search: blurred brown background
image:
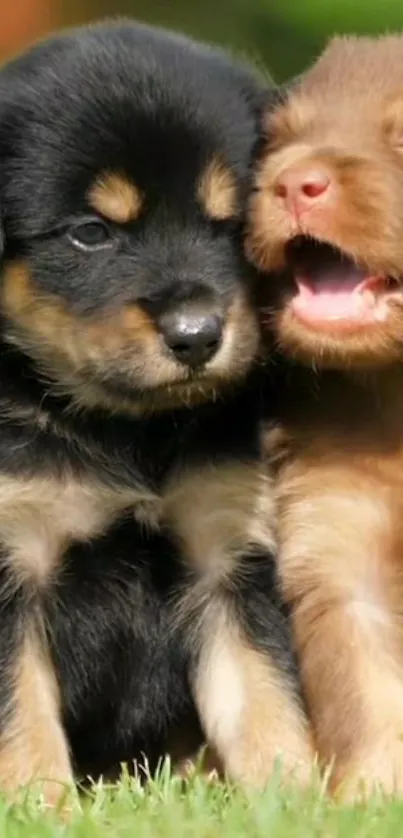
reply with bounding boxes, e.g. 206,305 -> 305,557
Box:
1,0 -> 403,82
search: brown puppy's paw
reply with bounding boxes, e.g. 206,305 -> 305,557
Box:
332,740 -> 403,802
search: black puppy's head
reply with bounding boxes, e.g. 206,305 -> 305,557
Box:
0,20 -> 267,414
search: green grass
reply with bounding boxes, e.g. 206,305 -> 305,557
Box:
2,764 -> 403,838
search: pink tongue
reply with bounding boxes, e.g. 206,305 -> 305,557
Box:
292,267 -> 373,322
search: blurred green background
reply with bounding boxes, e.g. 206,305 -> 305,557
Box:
1,0 -> 403,82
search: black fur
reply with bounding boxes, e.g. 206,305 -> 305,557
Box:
0,20 -> 305,788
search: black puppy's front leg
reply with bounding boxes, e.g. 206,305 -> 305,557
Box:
164,461 -> 314,787
0,563 -> 72,804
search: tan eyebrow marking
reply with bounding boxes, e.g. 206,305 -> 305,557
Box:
197,159 -> 239,221
88,171 -> 143,223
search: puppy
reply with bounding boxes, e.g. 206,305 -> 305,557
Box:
0,20 -> 314,804
246,35 -> 403,799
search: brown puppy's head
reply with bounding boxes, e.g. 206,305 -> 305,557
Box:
246,36 -> 403,369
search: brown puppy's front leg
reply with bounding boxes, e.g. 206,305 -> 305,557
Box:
279,463 -> 403,799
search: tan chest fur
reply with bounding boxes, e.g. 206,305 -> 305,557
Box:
274,420 -> 403,606
0,456 -> 275,590
0,474 -> 159,586
265,370 -> 403,673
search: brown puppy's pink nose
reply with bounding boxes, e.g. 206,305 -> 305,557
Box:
274,166 -> 331,216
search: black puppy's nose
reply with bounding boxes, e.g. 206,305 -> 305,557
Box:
160,312 -> 223,367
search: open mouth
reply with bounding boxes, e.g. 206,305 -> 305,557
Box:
285,236 -> 402,330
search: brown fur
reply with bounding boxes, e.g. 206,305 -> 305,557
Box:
197,159 -> 239,221
271,381 -> 403,799
88,172 -> 143,223
248,36 -> 403,278
246,36 -> 403,798
247,36 -> 403,368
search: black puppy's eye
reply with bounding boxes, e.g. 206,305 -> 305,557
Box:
68,219 -> 112,250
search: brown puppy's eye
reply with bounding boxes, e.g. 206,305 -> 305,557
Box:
68,219 -> 112,250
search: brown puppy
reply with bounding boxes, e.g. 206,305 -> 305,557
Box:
246,35 -> 403,800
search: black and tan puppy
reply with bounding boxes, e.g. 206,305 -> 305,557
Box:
247,35 -> 403,799
0,20 -> 313,804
